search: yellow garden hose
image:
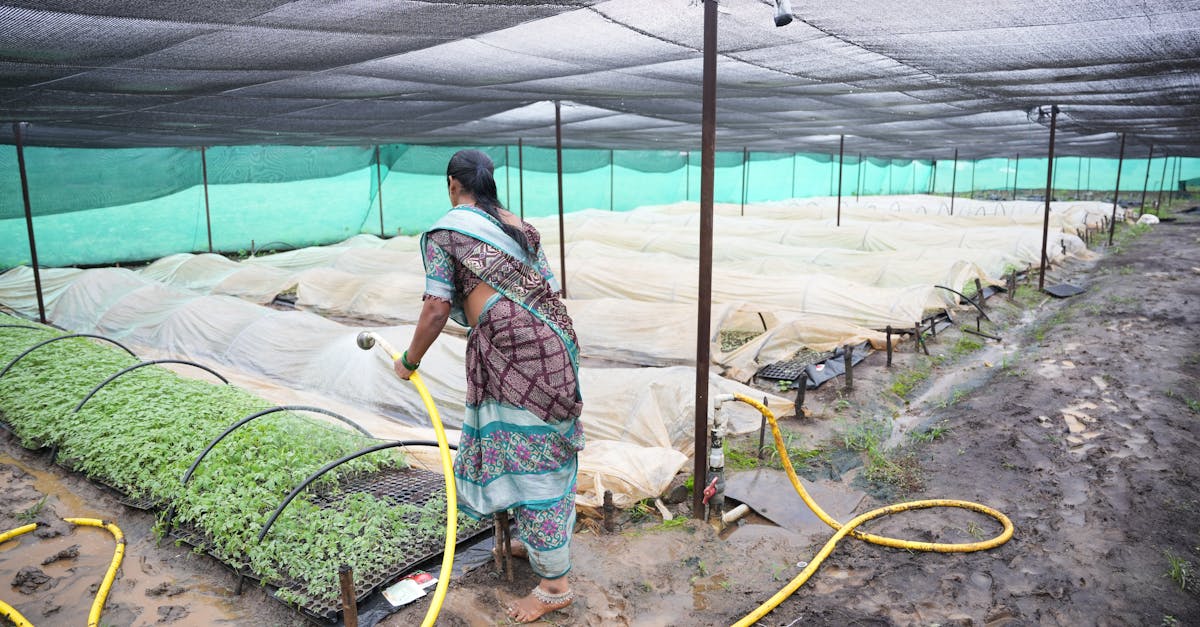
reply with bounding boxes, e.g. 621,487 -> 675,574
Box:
0,519 -> 125,627
360,331 -> 457,627
729,393 -> 1013,627
408,371 -> 457,627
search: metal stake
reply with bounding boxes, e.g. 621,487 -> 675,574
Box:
949,148 -> 958,215
836,135 -> 844,226
843,344 -> 854,391
693,0 -> 717,520
1139,143 -> 1154,217
12,122 -> 46,324
518,138 -> 525,220
1038,106 -> 1058,292
555,101 -> 567,297
374,145 -> 385,237
1155,152 -> 1169,215
885,326 -> 893,367
1012,153 -> 1020,200
201,145 -> 213,252
741,146 -> 748,216
1108,133 -> 1126,246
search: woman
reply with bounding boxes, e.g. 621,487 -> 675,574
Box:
394,149 -> 584,623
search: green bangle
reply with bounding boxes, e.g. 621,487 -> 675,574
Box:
401,350 -> 420,371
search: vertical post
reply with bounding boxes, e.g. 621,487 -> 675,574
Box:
836,135 -> 844,227
790,152 -> 797,198
1139,143 -> 1154,216
201,145 -> 213,253
609,148 -> 615,211
693,0 -> 718,520
888,159 -> 893,195
1155,152 -> 1169,215
686,151 -> 691,202
1012,153 -> 1020,200
740,146 -> 748,216
1038,106 -> 1059,292
929,159 -> 936,195
1168,155 -> 1180,207
518,138 -> 525,220
1087,157 -> 1092,193
856,152 -> 863,199
504,145 -> 511,209
1108,134 -> 1126,246
885,326 -> 893,367
338,565 -> 358,627
12,122 -> 46,324
949,148 -> 959,215
842,344 -> 854,391
374,145 -> 385,237
554,102 -> 567,297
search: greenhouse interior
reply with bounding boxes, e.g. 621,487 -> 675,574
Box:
0,1 -> 1198,626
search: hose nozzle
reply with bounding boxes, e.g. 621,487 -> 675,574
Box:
356,331 -> 376,351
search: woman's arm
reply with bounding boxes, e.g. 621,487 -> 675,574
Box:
395,297 -> 451,379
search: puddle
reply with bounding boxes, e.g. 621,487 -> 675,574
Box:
1,453 -> 106,519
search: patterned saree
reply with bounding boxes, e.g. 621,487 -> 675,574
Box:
421,205 -> 584,579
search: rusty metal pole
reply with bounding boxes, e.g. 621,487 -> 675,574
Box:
518,138 -> 525,220
554,101 -> 567,297
740,146 -> 748,216
1139,143 -> 1154,217
201,145 -> 213,253
374,145 -> 385,237
693,0 -> 718,520
338,565 -> 357,627
1012,153 -> 1020,200
1038,106 -> 1059,292
836,135 -> 844,226
1155,152 -> 1169,215
949,148 -> 959,215
1108,133 -> 1126,246
12,122 -> 46,324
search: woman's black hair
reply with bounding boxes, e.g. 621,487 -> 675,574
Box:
447,149 -> 532,254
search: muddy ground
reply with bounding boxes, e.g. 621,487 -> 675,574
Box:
2,207 -> 1199,626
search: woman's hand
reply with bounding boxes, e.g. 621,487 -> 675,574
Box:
393,357 -> 414,380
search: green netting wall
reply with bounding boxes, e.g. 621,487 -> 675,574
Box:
1,144 -> 1197,269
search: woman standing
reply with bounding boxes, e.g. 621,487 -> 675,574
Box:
394,149 -> 584,623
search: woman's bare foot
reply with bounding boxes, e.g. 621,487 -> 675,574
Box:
506,580 -> 572,623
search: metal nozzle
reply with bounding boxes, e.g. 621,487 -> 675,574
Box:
356,331 -> 376,351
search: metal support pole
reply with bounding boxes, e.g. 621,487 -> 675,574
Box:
1108,133 -> 1126,246
1075,156 -> 1082,199
1038,106 -> 1058,292
885,326 -> 893,367
1087,157 -> 1092,193
949,148 -> 959,215
856,152 -> 863,199
757,396 -> 768,459
12,122 -> 46,324
740,146 -> 748,216
1155,152 -> 1169,215
1012,153 -> 1020,200
1168,155 -> 1180,207
1139,143 -> 1154,217
929,159 -> 937,195
504,144 -> 511,209
610,148 -> 615,211
518,138 -> 525,220
790,152 -> 797,198
836,135 -> 844,227
374,145 -> 385,237
554,101 -> 567,297
686,151 -> 691,202
693,0 -> 718,520
201,145 -> 213,253
339,565 -> 358,627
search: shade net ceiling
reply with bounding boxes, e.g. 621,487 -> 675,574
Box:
1,0 -> 1198,157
